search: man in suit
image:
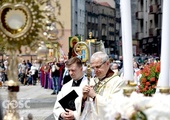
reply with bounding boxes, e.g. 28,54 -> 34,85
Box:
53,57 -> 88,120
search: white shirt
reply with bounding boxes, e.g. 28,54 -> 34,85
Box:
30,65 -> 37,75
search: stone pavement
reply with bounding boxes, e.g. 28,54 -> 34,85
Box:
0,83 -> 57,120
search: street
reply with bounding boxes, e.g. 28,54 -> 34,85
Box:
0,83 -> 56,120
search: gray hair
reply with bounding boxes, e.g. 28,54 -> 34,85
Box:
90,51 -> 109,63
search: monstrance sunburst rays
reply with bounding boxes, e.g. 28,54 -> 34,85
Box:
0,0 -> 63,119
0,0 -> 44,52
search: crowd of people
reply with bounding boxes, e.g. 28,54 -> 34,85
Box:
0,60 -> 8,84
39,58 -> 69,95
16,57 -> 72,95
0,52 -> 160,119
17,60 -> 39,86
0,53 -> 160,89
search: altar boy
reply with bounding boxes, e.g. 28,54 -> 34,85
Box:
53,57 -> 88,120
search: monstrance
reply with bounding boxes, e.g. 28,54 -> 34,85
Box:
0,0 -> 62,119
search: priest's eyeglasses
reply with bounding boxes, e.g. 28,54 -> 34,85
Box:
91,61 -> 106,70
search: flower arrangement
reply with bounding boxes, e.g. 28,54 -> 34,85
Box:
138,62 -> 160,96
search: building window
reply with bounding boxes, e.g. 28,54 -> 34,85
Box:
146,0 -> 147,12
80,22 -> 82,28
75,24 -> 77,34
88,29 -> 91,36
82,23 -> 84,29
150,0 -> 152,4
82,10 -> 85,17
95,18 -> 98,23
88,16 -> 91,22
146,21 -> 147,34
92,17 -> 94,23
150,20 -> 153,28
102,29 -> 105,35
96,31 -> 98,36
92,30 -> 95,35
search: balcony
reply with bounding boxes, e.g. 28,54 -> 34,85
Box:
149,28 -> 157,37
149,5 -> 158,14
136,11 -> 143,20
136,32 -> 143,40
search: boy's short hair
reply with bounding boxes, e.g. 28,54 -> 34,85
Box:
65,57 -> 82,68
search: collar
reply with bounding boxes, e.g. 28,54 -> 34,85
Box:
72,76 -> 84,87
99,69 -> 114,81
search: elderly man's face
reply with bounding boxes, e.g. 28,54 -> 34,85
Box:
90,57 -> 109,79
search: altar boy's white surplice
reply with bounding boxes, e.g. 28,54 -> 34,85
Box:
53,76 -> 88,120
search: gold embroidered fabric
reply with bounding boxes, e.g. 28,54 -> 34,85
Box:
93,75 -> 117,94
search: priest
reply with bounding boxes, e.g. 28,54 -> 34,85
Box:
80,51 -> 126,120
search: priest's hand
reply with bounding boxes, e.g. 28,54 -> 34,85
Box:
60,109 -> 74,120
82,85 -> 90,100
88,86 -> 96,99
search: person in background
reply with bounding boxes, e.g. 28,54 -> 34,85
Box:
0,100 -> 3,120
3,60 -> 8,81
18,59 -> 23,80
50,60 -> 60,95
53,57 -> 88,120
18,60 -> 27,85
118,55 -> 123,70
30,64 -> 38,85
39,63 -> 45,87
33,60 -> 41,83
133,61 -> 141,85
62,66 -> 72,85
0,62 -> 6,83
110,62 -> 119,76
61,55 -> 72,86
57,58 -> 65,91
19,70 -> 26,85
44,62 -> 51,89
26,60 -> 32,71
25,69 -> 33,85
